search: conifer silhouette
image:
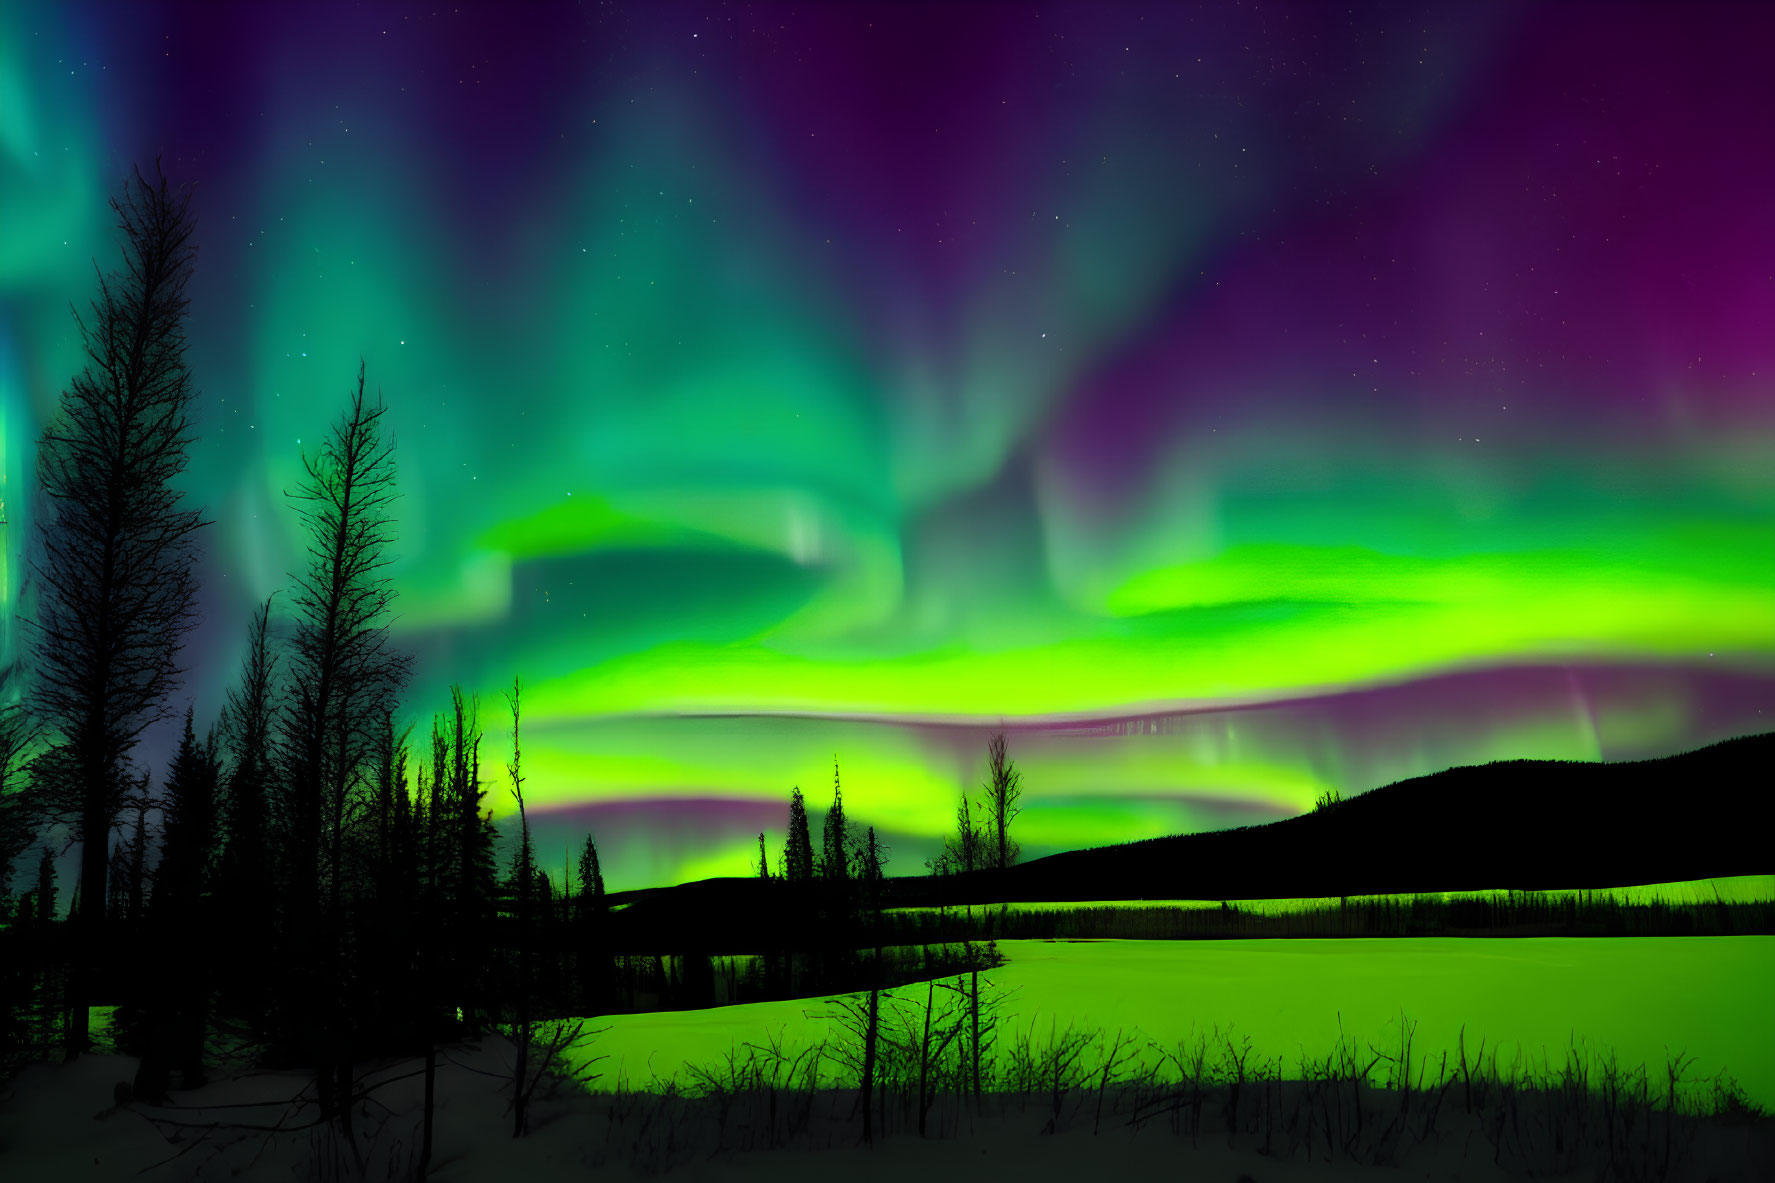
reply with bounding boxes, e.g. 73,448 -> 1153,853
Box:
784,785 -> 814,883
29,164 -> 207,1055
577,833 -> 605,918
822,759 -> 850,882
279,365 -> 411,1122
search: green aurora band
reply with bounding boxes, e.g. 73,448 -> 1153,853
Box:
1,2 -> 1772,888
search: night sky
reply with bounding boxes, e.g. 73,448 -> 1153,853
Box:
3,1 -> 1772,889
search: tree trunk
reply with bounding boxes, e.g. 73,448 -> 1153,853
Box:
861,973 -> 879,1144
970,967 -> 981,1109
68,792 -> 109,1057
917,980 -> 934,1137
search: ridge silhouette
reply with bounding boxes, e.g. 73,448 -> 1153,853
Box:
607,732 -> 1774,936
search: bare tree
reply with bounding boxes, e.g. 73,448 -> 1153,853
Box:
28,164 -> 207,1055
505,676 -> 534,1137
280,363 -> 411,1125
926,787 -> 984,876
982,732 -> 1022,872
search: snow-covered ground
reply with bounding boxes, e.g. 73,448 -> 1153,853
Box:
4,1039 -> 1771,1181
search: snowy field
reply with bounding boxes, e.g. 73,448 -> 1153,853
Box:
5,1040 -> 1770,1182
582,936 -> 1775,1108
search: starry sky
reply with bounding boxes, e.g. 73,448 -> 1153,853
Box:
2,1 -> 1772,889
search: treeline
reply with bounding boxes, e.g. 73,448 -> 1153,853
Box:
874,893 -> 1775,945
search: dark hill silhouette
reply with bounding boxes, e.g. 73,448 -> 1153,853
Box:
892,731 -> 1775,906
606,733 -> 1774,941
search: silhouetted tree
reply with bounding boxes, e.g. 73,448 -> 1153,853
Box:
135,708 -> 220,1098
576,834 -> 605,919
928,787 -> 984,876
861,825 -> 886,887
822,760 -> 850,882
572,832 -> 609,1015
982,732 -> 1022,872
359,708 -> 415,1057
279,363 -> 411,1122
0,686 -> 32,907
0,676 -> 34,1074
28,163 -> 207,1056
371,709 -> 413,877
411,714 -> 450,1183
104,837 -> 130,922
155,709 -> 219,914
119,774 -> 152,923
785,786 -> 814,883
216,597 -> 277,1009
422,717 -> 448,896
859,825 -> 888,929
756,831 -> 770,881
33,847 -> 57,926
503,676 -> 534,1137
442,687 -> 496,1033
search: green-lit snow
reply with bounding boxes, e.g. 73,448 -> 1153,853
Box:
577,936 -> 1775,1109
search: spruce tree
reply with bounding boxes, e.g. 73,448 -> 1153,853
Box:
576,834 -> 605,918
139,708 -> 221,1095
217,598 -> 276,940
861,826 -> 886,885
29,164 -> 207,1055
360,709 -> 415,1053
121,775 -> 151,923
105,839 -> 130,923
155,709 -> 218,913
0,685 -> 32,907
784,786 -> 814,883
33,847 -> 56,926
444,687 -> 495,1033
280,365 -> 412,1120
573,832 -> 608,1015
860,826 -> 888,927
822,760 -> 850,882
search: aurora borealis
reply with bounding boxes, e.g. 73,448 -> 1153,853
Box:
2,2 -> 1772,890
